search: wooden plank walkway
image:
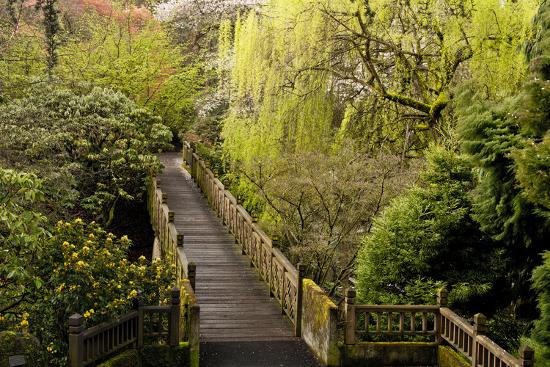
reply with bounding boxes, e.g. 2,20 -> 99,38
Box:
159,152 -> 296,342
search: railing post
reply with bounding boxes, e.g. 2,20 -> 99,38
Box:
188,262 -> 196,291
177,234 -> 184,248
168,211 -> 175,222
295,263 -> 306,337
472,313 -> 487,367
436,287 -> 448,344
520,346 -> 534,367
169,287 -> 181,346
68,314 -> 85,367
162,192 -> 168,204
345,288 -> 356,345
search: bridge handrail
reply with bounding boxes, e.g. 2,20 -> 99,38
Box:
182,141 -> 304,336
343,289 -> 533,367
146,174 -> 200,364
69,288 -> 188,367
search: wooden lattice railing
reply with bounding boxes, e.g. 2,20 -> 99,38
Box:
344,288 -> 535,367
183,141 -> 306,336
68,285 -> 198,367
147,177 -> 196,289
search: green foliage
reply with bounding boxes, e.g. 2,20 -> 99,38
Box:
30,218 -> 175,366
0,87 -> 172,226
219,0 -> 537,163
457,0 -> 550,313
0,169 -> 49,316
530,251 -> 550,366
0,331 -> 46,367
356,146 -> 499,305
57,10 -> 205,132
97,349 -> 142,367
240,145 -> 416,292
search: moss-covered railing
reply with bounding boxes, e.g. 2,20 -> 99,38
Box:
343,288 -> 534,367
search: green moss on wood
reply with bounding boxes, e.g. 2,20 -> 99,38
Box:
97,349 -> 141,367
438,346 -> 470,367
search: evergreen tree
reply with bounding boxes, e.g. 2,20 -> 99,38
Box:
356,146 -> 501,307
458,0 -> 550,316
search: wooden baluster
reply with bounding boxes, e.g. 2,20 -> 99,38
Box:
410,312 -> 415,332
365,312 -> 370,334
422,312 -> 427,333
399,312 -> 404,334
387,312 -> 392,333
344,288 -> 356,344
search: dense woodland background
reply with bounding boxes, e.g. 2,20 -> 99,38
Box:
0,0 -> 548,366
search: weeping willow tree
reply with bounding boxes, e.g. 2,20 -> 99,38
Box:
221,1 -> 337,163
219,0 -> 538,162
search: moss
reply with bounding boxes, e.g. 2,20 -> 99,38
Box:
0,331 -> 45,367
97,344 -> 190,367
141,345 -> 190,367
438,346 -> 470,367
302,278 -> 340,366
97,349 -> 141,367
342,342 -> 438,367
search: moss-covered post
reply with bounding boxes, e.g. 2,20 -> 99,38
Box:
345,288 -> 356,345
169,287 -> 181,346
519,345 -> 534,367
188,262 -> 196,291
295,263 -> 306,337
472,313 -> 487,367
68,313 -> 85,367
436,287 -> 448,344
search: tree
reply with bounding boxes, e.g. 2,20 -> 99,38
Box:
56,6 -> 205,133
356,146 -> 501,306
457,0 -> 550,316
219,0 -> 537,163
0,87 -> 172,226
0,169 -> 49,317
239,145 -> 416,293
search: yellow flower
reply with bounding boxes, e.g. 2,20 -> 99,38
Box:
76,260 -> 86,268
74,218 -> 83,224
128,289 -> 138,298
71,252 -> 79,260
20,319 -> 29,327
88,233 -> 95,240
83,309 -> 94,318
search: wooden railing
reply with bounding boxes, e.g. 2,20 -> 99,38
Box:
68,287 -> 195,367
344,288 -> 534,367
183,141 -> 306,336
147,176 -> 196,289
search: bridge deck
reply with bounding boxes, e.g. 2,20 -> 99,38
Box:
159,152 -> 296,342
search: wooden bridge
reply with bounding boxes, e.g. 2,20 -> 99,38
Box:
153,151 -> 321,366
